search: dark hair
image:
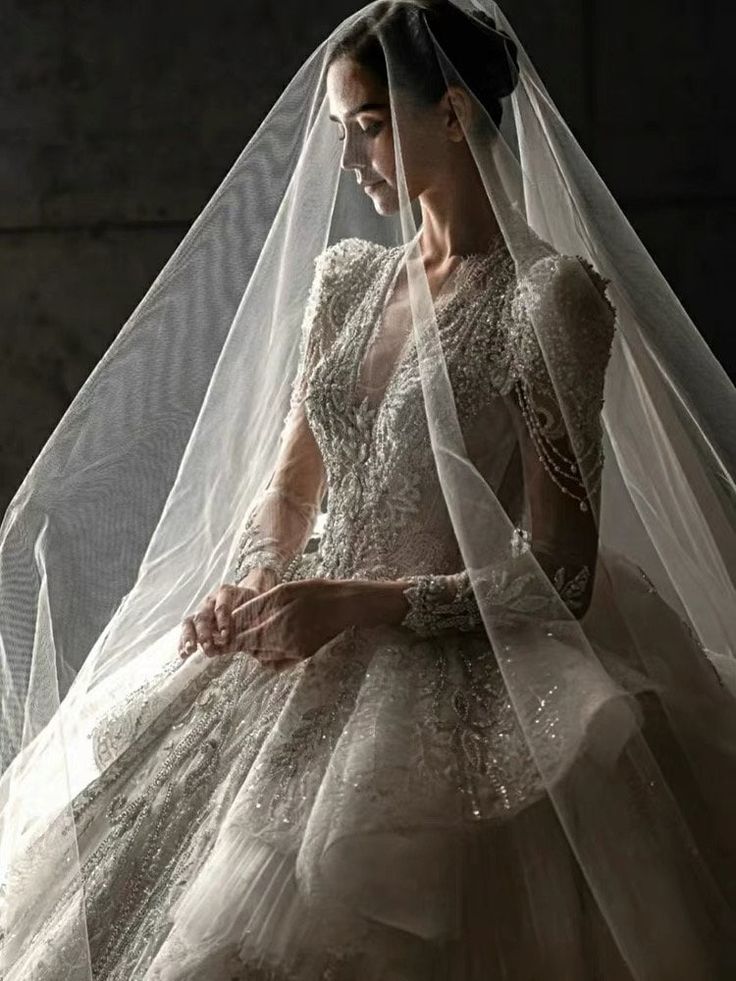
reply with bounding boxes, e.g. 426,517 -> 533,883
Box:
326,1 -> 520,129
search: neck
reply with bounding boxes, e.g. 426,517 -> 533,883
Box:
416,149 -> 505,266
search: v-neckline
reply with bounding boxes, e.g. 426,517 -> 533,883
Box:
350,243 -> 499,412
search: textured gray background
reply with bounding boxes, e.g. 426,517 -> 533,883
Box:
1,0 -> 733,511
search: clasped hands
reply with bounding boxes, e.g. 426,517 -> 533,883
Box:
178,575 -> 410,673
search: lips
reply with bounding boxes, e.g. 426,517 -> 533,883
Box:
362,180 -> 384,192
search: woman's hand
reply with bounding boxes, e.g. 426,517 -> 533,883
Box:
178,568 -> 280,660
230,576 -> 412,671
179,575 -> 411,670
229,578 -> 356,670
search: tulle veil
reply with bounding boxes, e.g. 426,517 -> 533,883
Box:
1,1 -> 736,977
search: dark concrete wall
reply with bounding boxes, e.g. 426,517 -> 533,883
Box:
1,0 -> 733,510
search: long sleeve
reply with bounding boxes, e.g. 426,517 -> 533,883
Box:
231,248 -> 340,586
400,252 -> 616,637
232,402 -> 326,585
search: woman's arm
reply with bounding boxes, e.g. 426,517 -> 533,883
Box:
230,242 -> 350,591
233,400 -> 326,589
181,242 -> 346,660
364,400 -> 598,639
182,357 -> 328,659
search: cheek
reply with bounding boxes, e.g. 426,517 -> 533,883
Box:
372,134 -> 396,183
389,120 -> 436,191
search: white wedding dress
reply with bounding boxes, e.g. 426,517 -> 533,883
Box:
5,236 -> 735,980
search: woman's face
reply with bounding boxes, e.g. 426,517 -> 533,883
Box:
326,56 -> 449,216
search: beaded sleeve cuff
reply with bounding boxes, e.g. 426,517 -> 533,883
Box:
232,538 -> 302,586
401,571 -> 484,638
400,527 -> 591,637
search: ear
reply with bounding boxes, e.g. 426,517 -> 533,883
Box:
439,85 -> 473,143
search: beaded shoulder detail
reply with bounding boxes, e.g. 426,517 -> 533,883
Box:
504,251 -> 617,508
508,251 -> 616,406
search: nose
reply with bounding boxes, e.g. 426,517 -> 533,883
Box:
340,130 -> 366,176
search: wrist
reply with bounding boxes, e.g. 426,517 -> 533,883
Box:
332,578 -> 413,629
236,567 -> 281,593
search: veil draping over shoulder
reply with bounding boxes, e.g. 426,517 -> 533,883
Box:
2,1 -> 736,978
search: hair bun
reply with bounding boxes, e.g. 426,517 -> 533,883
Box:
471,12 -> 520,100
421,1 -> 520,102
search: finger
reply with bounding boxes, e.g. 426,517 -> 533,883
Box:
231,580 -> 283,619
234,610 -> 289,659
233,615 -> 286,658
213,584 -> 237,646
233,620 -> 263,655
194,597 -> 217,656
179,617 -> 197,658
231,592 -> 271,637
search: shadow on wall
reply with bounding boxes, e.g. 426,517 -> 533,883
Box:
1,0 -> 733,511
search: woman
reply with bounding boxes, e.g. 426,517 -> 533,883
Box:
2,2 -> 735,979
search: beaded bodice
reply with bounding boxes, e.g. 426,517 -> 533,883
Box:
232,233 -> 616,631
303,237 -> 519,583
278,232 -> 614,588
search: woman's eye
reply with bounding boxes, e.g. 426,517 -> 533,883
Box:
333,120 -> 381,143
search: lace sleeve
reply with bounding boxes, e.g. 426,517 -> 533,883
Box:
231,245 -> 344,585
400,527 -> 532,637
400,253 -> 616,637
231,406 -> 326,585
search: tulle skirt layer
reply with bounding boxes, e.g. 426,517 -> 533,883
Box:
144,802 -> 633,981
4,547 -> 736,980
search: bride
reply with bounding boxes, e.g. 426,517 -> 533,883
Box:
2,2 -> 736,979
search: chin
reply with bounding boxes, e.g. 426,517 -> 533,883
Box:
371,188 -> 400,216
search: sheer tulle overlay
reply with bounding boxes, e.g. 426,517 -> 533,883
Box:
8,571 -> 733,980
2,2 -> 736,979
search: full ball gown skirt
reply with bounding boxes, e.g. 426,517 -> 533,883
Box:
5,548 -> 736,981
3,237 -> 736,979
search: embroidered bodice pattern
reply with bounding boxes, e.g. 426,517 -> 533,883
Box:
235,236 -> 616,632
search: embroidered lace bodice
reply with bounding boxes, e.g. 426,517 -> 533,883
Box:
235,235 -> 617,630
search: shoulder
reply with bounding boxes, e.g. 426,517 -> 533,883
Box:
301,238 -> 392,349
511,251 -> 616,341
507,250 -> 617,385
313,237 -> 391,284
516,252 -> 616,321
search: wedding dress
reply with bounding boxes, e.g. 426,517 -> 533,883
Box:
4,233 -> 734,980
2,3 -> 736,979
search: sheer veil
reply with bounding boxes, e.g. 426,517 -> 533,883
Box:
2,1 -> 736,977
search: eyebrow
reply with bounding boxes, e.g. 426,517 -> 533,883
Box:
328,101 -> 388,122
